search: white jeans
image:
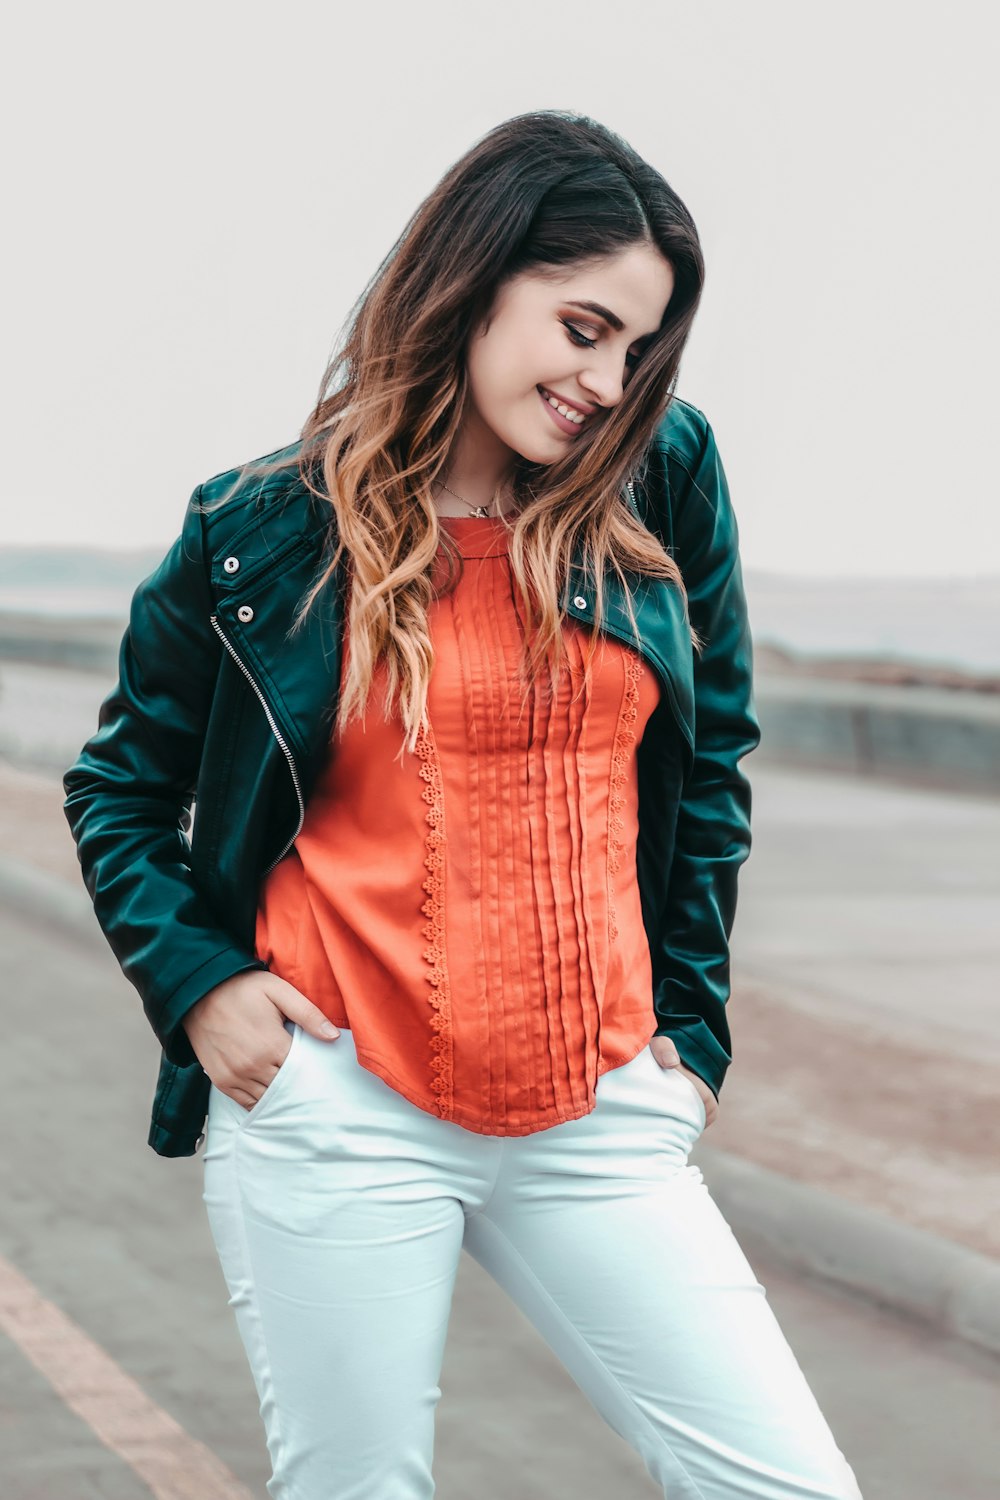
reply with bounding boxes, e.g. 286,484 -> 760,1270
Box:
202,1021 -> 863,1500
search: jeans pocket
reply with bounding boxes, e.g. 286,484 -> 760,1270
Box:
670,1065 -> 708,1131
643,1047 -> 707,1133
234,1019 -> 304,1131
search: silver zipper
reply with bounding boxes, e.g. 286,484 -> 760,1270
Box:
209,614 -> 305,875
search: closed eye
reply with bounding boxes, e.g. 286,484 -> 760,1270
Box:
562,320 -> 641,370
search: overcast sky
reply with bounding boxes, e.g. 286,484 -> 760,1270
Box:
5,1 -> 995,579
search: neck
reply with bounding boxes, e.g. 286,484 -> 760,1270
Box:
434,408 -> 517,516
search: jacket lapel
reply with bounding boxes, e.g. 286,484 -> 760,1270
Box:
210,497 -> 695,805
210,519 -> 346,804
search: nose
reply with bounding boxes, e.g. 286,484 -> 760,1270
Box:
578,356 -> 627,409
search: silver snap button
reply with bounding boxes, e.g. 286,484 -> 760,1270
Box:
237,604 -> 255,623
223,556 -> 240,574
572,595 -> 588,610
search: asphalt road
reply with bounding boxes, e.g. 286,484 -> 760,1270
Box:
2,902 -> 998,1499
734,763 -> 1000,1064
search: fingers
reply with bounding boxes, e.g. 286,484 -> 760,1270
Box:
264,975 -> 340,1040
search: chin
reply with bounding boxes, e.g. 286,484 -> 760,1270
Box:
509,419 -> 566,464
484,424 -> 550,466
479,399 -> 567,465
511,440 -> 556,465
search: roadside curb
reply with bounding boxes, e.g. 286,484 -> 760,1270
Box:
3,852 -> 999,1364
694,1148 -> 1000,1362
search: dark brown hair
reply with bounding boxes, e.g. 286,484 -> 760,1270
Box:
209,109 -> 706,755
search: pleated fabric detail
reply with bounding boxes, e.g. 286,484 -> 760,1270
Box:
254,514 -> 663,1135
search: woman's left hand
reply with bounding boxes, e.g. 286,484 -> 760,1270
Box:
649,1036 -> 719,1127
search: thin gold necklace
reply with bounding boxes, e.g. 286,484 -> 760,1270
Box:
435,478 -> 511,519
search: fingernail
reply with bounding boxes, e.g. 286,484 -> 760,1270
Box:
320,1021 -> 340,1037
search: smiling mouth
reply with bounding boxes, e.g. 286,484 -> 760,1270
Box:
537,386 -> 590,428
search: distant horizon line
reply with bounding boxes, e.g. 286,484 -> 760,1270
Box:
0,542 -> 996,587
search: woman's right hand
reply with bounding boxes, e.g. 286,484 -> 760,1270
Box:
181,970 -> 340,1111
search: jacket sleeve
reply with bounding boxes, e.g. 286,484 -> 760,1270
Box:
651,413 -> 762,1099
62,484 -> 269,1070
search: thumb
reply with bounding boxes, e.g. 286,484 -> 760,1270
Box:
649,1036 -> 681,1070
267,976 -> 341,1041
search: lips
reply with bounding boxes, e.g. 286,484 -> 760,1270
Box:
538,387 -> 586,437
538,386 -> 592,420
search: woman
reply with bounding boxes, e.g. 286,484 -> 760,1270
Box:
63,111 -> 863,1499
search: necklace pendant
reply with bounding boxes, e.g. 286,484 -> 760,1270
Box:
468,505 -> 491,518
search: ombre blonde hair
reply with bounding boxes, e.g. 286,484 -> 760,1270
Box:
208,110 -> 707,756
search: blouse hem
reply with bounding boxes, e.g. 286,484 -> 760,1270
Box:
349,1029 -> 655,1138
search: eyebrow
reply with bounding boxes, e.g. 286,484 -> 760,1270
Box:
565,300 -> 659,347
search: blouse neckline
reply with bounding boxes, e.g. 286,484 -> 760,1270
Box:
437,512 -> 513,559
438,513 -> 513,525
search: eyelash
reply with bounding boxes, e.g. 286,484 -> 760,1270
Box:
561,320 -> 641,369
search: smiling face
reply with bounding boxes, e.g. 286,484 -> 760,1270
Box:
465,242 -> 676,465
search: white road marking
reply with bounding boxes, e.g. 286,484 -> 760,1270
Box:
0,1252 -> 256,1498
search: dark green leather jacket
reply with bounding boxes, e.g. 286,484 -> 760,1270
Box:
63,397 -> 761,1157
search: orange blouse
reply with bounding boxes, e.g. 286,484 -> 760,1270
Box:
254,514 -> 662,1135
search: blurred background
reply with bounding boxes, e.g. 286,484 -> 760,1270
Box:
1,3 -> 997,1497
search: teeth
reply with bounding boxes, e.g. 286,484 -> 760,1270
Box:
542,390 -> 585,424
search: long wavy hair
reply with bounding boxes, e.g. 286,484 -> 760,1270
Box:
207,109 -> 706,756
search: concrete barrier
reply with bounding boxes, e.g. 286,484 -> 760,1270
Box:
0,611 -> 123,673
755,673 -> 1000,794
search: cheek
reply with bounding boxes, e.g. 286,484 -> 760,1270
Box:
469,341 -> 533,421
480,315 -> 555,393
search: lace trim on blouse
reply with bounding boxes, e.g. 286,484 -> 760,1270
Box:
606,649 -> 643,944
414,716 -> 455,1119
